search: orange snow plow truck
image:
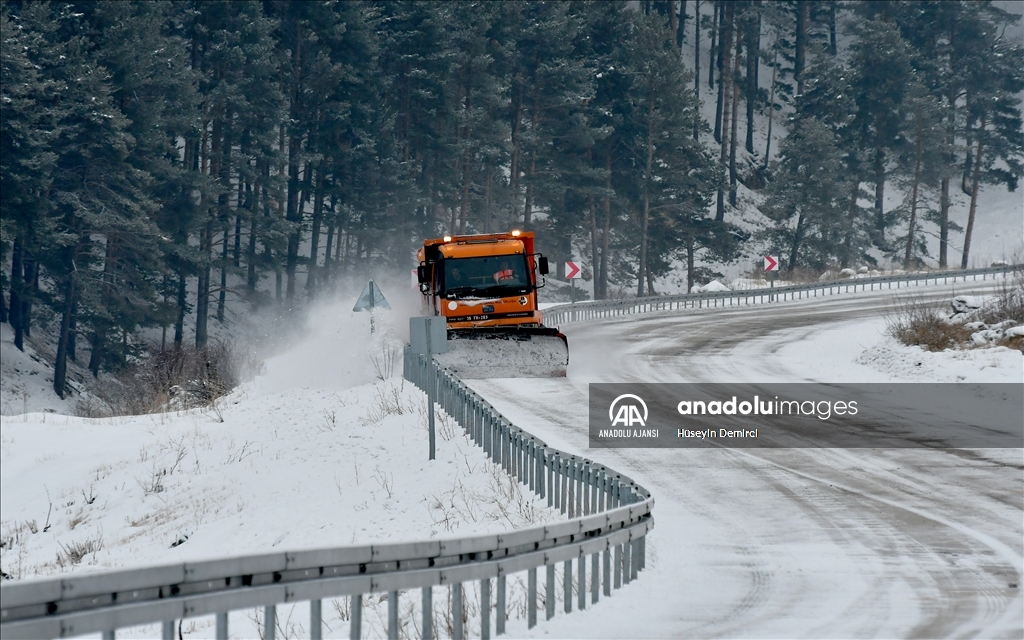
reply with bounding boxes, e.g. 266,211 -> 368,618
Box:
416,230 -> 568,378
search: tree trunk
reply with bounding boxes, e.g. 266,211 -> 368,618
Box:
763,46 -> 778,170
709,1 -> 718,90
745,7 -> 759,154
88,332 -> 103,377
939,176 -> 950,268
218,225 -> 228,322
285,140 -> 301,304
196,219 -> 212,348
324,219 -> 335,281
174,268 -> 186,347
307,162 -> 326,296
789,212 -> 805,272
234,166 -> 244,268
510,87 -> 523,224
873,145 -> 886,246
841,181 -> 859,268
904,132 -> 924,268
714,2 -> 727,143
524,98 -> 540,227
679,0 -> 687,50
939,82 -> 956,268
729,31 -> 741,207
686,233 -> 695,293
247,179 -> 259,291
828,0 -> 837,56
21,253 -> 36,339
589,200 -> 599,299
694,0 -> 701,140
459,84 -> 473,234
716,3 -> 733,221
639,83 -> 655,298
961,113 -> 986,269
10,236 -> 23,351
795,0 -> 808,95
600,152 -> 612,299
53,270 -> 76,399
670,0 -> 678,51
68,295 -> 78,362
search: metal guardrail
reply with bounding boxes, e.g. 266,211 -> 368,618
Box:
544,265 -> 1022,325
1,353 -> 653,640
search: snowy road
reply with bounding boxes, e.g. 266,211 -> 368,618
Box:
468,281 -> 1024,638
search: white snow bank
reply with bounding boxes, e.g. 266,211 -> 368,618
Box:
690,280 -> 731,293
0,324 -> 80,416
0,377 -> 559,582
775,316 -> 1022,383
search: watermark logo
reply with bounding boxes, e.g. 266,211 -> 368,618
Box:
609,394 -> 648,427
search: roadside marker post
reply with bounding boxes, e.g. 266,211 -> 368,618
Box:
354,280 -> 391,333
764,256 -> 779,301
565,261 -> 582,304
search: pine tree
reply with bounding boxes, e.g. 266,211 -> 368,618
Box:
620,10 -> 721,294
763,116 -> 850,271
958,24 -> 1023,268
1,5 -> 57,347
849,19 -> 915,249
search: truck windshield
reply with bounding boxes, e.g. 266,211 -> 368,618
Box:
442,255 -> 531,298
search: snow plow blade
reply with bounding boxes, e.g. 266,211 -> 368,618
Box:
433,327 -> 568,378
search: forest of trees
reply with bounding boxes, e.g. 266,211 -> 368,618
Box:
1,1 -> 1021,397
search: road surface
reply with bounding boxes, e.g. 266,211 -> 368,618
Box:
468,280 -> 1023,638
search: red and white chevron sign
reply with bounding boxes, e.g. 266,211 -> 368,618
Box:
565,261 -> 582,279
764,255 -> 779,272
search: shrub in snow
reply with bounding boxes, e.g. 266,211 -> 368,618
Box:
888,275 -> 1024,352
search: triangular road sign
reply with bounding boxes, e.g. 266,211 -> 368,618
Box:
353,280 -> 391,311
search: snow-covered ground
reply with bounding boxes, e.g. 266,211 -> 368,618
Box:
1,301 -> 561,638
0,323 -> 83,416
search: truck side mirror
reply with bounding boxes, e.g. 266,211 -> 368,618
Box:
417,265 -> 429,284
538,257 -> 549,275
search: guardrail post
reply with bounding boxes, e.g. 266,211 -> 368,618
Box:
614,544 -> 622,589
497,575 -> 506,636
351,595 -> 362,640
578,552 -> 586,610
481,578 -> 491,640
546,563 -> 556,620
554,454 -> 563,513
576,460 -> 583,516
528,567 -> 538,628
547,452 -> 554,508
536,442 -> 544,497
164,620 -> 177,640
564,560 -> 572,613
603,548 -> 612,596
502,422 -> 510,472
423,587 -> 433,640
102,631 -> 115,640
592,552 -> 600,604
265,605 -> 276,640
640,536 -> 647,570
311,600 -> 322,640
585,463 -> 594,515
388,591 -> 398,640
453,583 -> 464,640
623,540 -> 632,585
